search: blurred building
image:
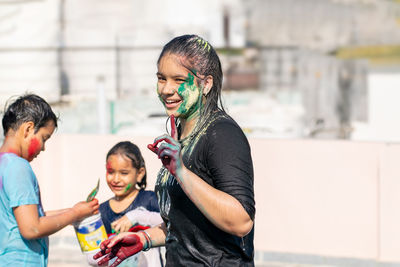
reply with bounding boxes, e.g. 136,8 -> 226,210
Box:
0,0 -> 399,140
0,0 -> 245,102
245,0 -> 400,51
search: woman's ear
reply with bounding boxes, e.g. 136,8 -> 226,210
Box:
203,75 -> 213,96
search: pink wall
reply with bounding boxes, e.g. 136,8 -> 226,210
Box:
251,139 -> 380,259
31,135 -> 400,263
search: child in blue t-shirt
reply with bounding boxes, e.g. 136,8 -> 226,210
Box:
0,94 -> 99,267
89,141 -> 163,267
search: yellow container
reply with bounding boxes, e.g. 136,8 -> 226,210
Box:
74,213 -> 108,253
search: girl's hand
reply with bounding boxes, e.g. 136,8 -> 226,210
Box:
72,199 -> 99,221
111,215 -> 132,233
93,232 -> 145,267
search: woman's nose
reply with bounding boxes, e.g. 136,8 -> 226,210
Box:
160,81 -> 176,95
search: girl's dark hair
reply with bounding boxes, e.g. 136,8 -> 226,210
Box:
2,94 -> 58,136
157,34 -> 225,118
106,141 -> 147,189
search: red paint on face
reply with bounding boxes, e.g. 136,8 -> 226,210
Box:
28,138 -> 41,158
106,161 -> 112,174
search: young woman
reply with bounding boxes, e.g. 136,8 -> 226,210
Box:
94,34 -> 255,267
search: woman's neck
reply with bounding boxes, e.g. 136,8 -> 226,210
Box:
180,115 -> 199,140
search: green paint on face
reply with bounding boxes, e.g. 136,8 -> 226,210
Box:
176,72 -> 202,120
157,84 -> 164,106
124,183 -> 132,193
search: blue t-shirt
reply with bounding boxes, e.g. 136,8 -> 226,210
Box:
0,153 -> 49,266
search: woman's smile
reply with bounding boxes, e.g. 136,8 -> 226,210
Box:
163,98 -> 182,109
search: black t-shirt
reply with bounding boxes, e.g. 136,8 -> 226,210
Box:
155,110 -> 255,267
99,190 -> 160,234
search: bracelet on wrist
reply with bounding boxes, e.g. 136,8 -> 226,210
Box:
141,230 -> 152,251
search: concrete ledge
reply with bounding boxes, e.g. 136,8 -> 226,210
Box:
255,251 -> 400,267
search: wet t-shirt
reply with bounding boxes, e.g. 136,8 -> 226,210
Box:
155,110 -> 255,267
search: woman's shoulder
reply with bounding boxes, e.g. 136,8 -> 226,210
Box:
207,111 -> 244,135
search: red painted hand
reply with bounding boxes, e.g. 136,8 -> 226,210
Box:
147,115 -> 181,177
93,233 -> 143,267
170,114 -> 177,140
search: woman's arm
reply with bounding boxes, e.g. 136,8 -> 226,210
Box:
93,223 -> 167,266
111,222 -> 167,249
178,166 -> 253,237
142,222 -> 167,247
13,199 -> 99,239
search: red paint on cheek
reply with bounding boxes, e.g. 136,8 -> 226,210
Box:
28,138 -> 41,158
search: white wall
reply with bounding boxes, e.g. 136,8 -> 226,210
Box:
0,0 -> 60,103
352,72 -> 400,142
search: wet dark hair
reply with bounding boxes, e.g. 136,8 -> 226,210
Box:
2,93 -> 58,136
157,34 -> 225,119
106,141 -> 147,189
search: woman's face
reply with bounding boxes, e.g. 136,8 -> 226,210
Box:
156,53 -> 203,119
106,154 -> 145,199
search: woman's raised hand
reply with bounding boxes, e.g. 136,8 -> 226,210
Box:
148,115 -> 182,177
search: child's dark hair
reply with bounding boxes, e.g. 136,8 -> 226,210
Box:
157,34 -> 225,116
2,94 -> 58,136
106,141 -> 147,189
